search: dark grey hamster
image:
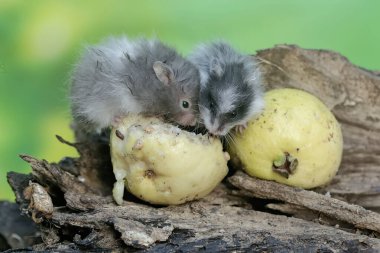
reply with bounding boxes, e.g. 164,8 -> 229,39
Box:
70,36 -> 200,140
189,41 -> 264,136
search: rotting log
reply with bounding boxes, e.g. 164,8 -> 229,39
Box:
3,45 -> 380,252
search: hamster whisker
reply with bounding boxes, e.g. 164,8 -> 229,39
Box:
226,132 -> 238,147
197,118 -> 205,125
223,134 -> 231,147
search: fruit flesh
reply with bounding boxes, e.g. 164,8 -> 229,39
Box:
229,88 -> 343,189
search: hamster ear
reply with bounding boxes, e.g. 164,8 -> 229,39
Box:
210,58 -> 224,77
153,61 -> 175,86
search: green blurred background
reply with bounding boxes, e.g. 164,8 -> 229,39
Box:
1,0 -> 379,200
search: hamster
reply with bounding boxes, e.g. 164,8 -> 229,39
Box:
70,36 -> 200,140
189,41 -> 264,136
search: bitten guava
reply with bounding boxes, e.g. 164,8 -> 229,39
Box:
111,115 -> 229,205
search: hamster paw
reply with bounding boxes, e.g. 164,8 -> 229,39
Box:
235,123 -> 248,134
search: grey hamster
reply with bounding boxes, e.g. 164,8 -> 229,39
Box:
70,36 -> 200,140
189,41 -> 264,136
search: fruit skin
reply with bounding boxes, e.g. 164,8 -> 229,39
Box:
111,115 -> 229,205
229,88 -> 343,189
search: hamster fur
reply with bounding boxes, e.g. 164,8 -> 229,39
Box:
70,36 -> 200,140
189,41 -> 264,136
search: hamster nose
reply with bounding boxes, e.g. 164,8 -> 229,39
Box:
216,127 -> 227,136
207,125 -> 228,136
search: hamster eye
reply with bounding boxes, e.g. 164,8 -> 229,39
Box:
226,111 -> 237,118
181,100 -> 190,110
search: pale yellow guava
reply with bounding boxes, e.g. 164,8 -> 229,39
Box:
229,88 -> 343,188
111,115 -> 229,205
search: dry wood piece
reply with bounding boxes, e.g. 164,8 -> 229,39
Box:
265,202 -> 358,232
18,154 -> 113,212
229,171 -> 380,233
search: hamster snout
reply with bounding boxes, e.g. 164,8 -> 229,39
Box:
198,85 -> 254,136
